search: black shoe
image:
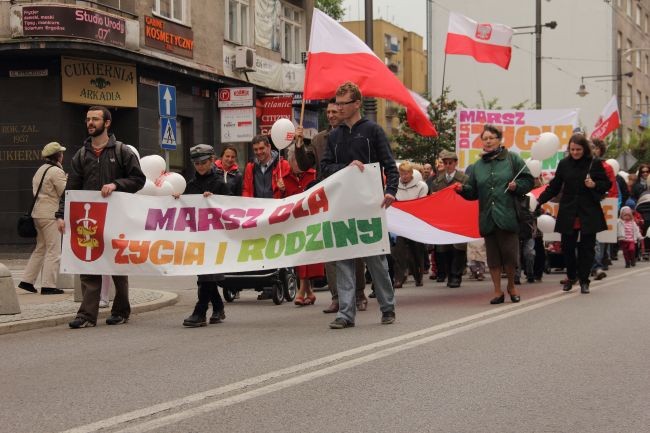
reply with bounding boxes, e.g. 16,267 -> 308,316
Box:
447,280 -> 461,288
18,281 -> 37,293
562,279 -> 577,292
381,311 -> 396,325
69,317 -> 96,329
436,276 -> 446,283
594,270 -> 607,281
580,282 -> 590,294
257,292 -> 271,300
510,294 -> 521,303
527,277 -> 535,283
209,309 -> 226,324
106,315 -> 128,325
514,277 -> 521,285
41,287 -> 64,295
329,317 -> 354,329
625,261 -> 631,268
368,291 -> 376,299
490,294 -> 505,304
183,314 -> 207,327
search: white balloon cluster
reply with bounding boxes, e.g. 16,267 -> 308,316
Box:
135,153 -> 186,196
525,132 -> 561,178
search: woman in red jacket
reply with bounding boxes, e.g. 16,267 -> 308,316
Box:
279,150 -> 324,305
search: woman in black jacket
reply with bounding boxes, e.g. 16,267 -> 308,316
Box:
537,134 -> 612,294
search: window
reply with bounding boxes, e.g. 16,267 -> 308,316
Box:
280,2 -> 304,63
646,14 -> 649,33
83,0 -> 136,15
225,0 -> 250,45
637,4 -> 642,25
627,0 -> 632,17
153,0 -> 188,24
645,54 -> 649,75
626,38 -> 633,62
646,95 -> 649,112
637,90 -> 643,111
617,31 -> 622,49
636,50 -> 642,69
626,84 -> 633,107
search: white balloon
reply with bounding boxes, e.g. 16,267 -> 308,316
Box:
136,179 -> 158,195
270,118 -> 296,150
605,158 -> 620,174
157,172 -> 186,195
126,144 -> 140,160
526,159 -> 543,178
537,214 -> 556,234
526,193 -> 538,212
531,132 -> 560,161
154,181 -> 174,196
140,155 -> 166,181
618,170 -> 629,183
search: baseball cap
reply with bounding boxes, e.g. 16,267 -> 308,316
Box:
42,142 -> 66,157
190,144 -> 215,162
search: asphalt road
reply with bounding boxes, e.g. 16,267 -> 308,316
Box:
2,263 -> 650,433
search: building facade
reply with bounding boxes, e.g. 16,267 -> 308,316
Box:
0,0 -> 313,244
341,19 -> 427,137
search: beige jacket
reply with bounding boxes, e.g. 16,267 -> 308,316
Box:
31,163 -> 67,219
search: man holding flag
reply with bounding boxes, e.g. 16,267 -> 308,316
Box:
321,81 -> 398,329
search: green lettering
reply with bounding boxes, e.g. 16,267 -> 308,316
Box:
332,218 -> 359,248
285,230 -> 306,255
357,218 -> 384,245
265,234 -> 285,259
305,223 -> 324,251
322,221 -> 333,248
237,238 -> 266,262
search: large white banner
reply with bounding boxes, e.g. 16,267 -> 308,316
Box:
456,108 -> 579,179
541,198 -> 618,243
60,165 -> 389,276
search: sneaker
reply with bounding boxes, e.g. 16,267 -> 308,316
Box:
381,311 -> 396,325
41,287 -> 64,295
209,310 -> 226,324
69,317 -> 96,329
99,300 -> 110,308
183,314 -> 207,327
594,270 -> 607,280
329,317 -> 354,329
18,281 -> 37,293
580,282 -> 590,294
106,315 -> 128,325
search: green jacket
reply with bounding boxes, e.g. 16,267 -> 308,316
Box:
459,148 -> 534,236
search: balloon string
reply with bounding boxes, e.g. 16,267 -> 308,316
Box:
504,164 -> 527,193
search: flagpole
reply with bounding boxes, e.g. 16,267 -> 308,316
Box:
440,53 -> 448,98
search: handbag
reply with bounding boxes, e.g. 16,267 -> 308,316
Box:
17,165 -> 54,238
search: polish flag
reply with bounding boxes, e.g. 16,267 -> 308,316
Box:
444,12 -> 513,70
591,96 -> 621,140
303,9 -> 437,137
386,186 -> 481,244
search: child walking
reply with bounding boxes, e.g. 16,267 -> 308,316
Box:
617,206 -> 643,268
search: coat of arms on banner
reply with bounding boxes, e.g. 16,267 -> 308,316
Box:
69,202 -> 108,262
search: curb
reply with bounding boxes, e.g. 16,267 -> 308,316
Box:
0,289 -> 178,336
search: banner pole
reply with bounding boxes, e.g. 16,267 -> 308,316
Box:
440,53 -> 448,98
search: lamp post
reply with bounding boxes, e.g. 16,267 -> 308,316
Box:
575,72 -> 634,97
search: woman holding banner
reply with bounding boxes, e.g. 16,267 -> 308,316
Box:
456,124 -> 534,304
537,133 -> 611,294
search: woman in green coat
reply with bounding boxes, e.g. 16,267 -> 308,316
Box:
456,125 -> 534,304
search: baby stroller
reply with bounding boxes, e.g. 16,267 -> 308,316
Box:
635,192 -> 650,261
219,268 -> 297,305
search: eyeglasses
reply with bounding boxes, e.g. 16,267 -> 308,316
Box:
335,100 -> 357,106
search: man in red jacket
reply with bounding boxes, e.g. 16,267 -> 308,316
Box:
242,135 -> 290,199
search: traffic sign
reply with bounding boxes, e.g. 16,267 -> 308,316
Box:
158,84 -> 176,117
160,117 -> 177,150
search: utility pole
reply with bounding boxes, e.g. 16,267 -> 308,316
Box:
426,0 -> 433,98
535,0 -> 542,109
363,0 -> 377,122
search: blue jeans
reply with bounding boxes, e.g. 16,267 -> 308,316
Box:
336,255 -> 395,323
592,240 -> 604,271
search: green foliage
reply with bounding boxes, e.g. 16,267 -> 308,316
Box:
316,0 -> 344,20
623,128 -> 650,170
393,88 -> 457,164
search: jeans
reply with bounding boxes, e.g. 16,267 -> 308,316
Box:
516,238 -> 535,280
336,255 -> 394,323
591,240 -> 604,271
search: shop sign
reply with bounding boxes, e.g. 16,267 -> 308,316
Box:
22,5 -> 126,48
61,57 -> 137,108
144,15 -> 194,59
221,108 -> 255,143
9,69 -> 48,78
218,87 -> 254,108
258,95 -> 293,135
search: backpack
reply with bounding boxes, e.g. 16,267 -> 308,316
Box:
80,140 -> 130,172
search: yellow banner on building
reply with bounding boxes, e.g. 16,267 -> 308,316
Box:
61,57 -> 137,107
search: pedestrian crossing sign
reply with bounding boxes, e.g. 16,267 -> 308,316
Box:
160,117 -> 177,150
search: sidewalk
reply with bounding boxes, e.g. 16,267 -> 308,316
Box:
0,259 -> 178,335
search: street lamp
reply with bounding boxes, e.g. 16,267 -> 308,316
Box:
575,72 -> 633,97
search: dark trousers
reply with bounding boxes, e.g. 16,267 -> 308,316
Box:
327,258 -> 366,301
78,275 -> 130,323
435,246 -> 466,283
561,231 -> 597,283
533,237 -> 546,279
393,237 -> 425,284
193,281 -> 224,316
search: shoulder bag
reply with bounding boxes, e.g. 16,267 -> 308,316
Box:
17,165 -> 55,238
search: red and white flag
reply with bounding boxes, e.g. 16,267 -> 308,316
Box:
591,95 -> 620,140
386,186 -> 481,244
444,12 -> 513,70
303,9 -> 437,137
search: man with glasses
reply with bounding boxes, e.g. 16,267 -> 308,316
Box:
57,105 -> 146,329
430,150 -> 469,288
320,81 -> 398,329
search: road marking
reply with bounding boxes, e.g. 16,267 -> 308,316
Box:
61,267 -> 650,433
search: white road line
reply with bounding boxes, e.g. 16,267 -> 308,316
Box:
61,267 -> 649,433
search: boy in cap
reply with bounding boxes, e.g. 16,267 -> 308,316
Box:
178,144 -> 230,327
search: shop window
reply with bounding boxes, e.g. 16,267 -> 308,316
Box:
153,0 -> 188,24
281,2 -> 304,63
77,0 -> 136,15
225,0 -> 250,45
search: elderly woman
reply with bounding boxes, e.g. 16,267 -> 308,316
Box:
537,133 -> 611,294
456,125 -> 534,304
19,142 -> 68,295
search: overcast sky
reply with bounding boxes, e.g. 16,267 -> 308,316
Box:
342,0 -> 428,38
